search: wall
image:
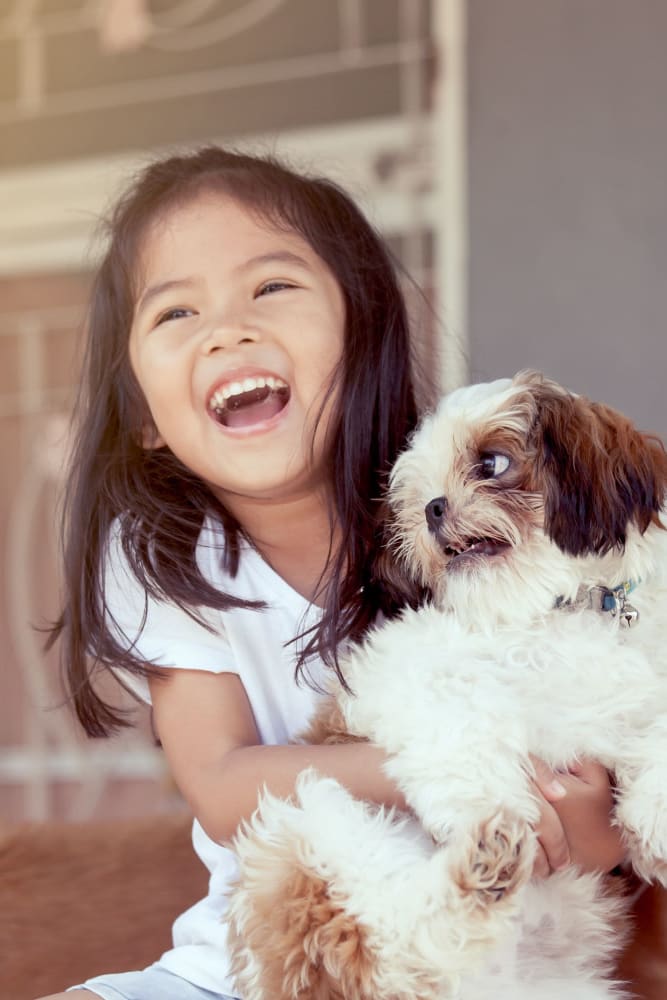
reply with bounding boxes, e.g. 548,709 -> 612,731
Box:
467,0 -> 667,436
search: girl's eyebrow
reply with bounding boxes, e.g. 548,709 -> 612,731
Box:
135,277 -> 198,317
238,250 -> 312,273
135,252 -> 312,317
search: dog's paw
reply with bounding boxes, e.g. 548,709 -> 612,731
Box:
623,829 -> 667,886
616,776 -> 667,885
454,811 -> 532,904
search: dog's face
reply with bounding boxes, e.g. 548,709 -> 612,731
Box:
387,371 -> 667,624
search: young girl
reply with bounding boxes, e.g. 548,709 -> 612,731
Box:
40,146 -> 623,1000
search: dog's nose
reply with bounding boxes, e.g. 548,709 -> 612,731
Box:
425,496 -> 448,532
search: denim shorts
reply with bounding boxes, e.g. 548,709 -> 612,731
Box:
69,965 -> 237,1000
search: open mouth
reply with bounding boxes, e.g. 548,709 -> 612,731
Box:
208,375 -> 290,429
440,537 -> 512,562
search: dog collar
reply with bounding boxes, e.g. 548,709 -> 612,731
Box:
556,580 -> 640,627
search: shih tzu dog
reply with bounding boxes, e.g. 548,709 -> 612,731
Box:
227,371 -> 667,1000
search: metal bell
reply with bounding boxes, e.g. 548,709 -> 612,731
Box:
608,585 -> 640,628
619,602 -> 640,628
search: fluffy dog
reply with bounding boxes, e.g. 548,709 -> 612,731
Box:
227,371 -> 667,1000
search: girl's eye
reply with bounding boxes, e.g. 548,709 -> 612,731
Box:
479,452 -> 511,478
256,280 -> 295,297
155,307 -> 194,326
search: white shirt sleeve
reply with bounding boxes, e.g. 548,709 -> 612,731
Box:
103,524 -> 238,703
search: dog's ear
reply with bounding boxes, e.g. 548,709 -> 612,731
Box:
528,387 -> 667,556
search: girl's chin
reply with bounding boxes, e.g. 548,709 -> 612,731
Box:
209,465 -> 328,507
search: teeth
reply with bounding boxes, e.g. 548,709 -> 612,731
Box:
208,375 -> 286,410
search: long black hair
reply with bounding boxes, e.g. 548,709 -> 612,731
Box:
50,146 -> 425,736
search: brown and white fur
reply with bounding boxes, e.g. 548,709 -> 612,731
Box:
227,371 -> 667,1000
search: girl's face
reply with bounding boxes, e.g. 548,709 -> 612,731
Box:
129,191 -> 345,509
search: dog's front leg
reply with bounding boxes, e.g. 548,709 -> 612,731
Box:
614,716 -> 667,885
339,609 -> 538,895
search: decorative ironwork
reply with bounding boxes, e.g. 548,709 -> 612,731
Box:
0,0 -> 470,822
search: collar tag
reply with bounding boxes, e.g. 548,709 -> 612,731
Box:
559,581 -> 640,627
601,583 -> 640,628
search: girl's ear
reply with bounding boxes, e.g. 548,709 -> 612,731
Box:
140,421 -> 165,450
125,378 -> 165,449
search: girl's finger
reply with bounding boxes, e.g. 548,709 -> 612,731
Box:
534,795 -> 571,872
565,758 -> 585,778
530,755 -> 567,803
532,842 -> 550,879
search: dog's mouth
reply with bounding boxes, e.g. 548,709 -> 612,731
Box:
439,536 -> 512,564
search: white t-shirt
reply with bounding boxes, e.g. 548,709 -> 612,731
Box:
104,517 -> 327,996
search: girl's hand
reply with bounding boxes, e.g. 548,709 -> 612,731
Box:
530,757 -> 625,878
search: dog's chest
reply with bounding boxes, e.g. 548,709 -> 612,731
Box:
347,600 -> 663,767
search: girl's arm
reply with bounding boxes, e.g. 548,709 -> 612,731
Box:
149,668 -> 624,874
149,667 -> 407,844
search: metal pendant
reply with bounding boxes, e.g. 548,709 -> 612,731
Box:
607,585 -> 640,628
618,601 -> 640,627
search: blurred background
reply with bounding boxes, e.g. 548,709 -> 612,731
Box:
1,0 -> 665,826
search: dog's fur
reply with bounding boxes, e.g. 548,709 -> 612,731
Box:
227,371 -> 667,1000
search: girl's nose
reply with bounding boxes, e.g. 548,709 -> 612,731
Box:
200,319 -> 260,353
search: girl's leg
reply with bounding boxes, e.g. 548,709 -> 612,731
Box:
35,993 -> 93,999
35,976 -> 235,1000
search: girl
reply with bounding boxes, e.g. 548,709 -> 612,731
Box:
39,146 -> 623,1000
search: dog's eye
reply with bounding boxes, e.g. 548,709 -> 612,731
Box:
479,452 -> 511,478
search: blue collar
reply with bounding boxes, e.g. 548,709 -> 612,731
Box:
556,580 -> 640,627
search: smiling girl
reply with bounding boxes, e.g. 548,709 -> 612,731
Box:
38,147 -> 623,1000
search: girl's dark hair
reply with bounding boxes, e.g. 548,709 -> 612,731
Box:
50,145 -> 424,736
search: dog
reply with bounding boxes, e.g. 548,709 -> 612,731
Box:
227,371 -> 667,1000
